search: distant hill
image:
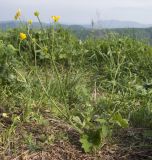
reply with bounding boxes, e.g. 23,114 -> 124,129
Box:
1,20 -> 152,30
0,21 -> 20,30
0,21 -> 49,30
83,20 -> 152,29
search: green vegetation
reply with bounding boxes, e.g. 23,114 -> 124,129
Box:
0,17 -> 152,158
70,26 -> 152,44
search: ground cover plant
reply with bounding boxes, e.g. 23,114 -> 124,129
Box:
0,9 -> 152,159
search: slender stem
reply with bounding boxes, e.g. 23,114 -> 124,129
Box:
37,16 -> 45,33
19,41 -> 21,57
34,43 -> 37,67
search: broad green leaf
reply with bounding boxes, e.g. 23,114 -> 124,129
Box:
89,130 -> 101,147
112,112 -> 129,128
80,135 -> 92,152
102,125 -> 109,138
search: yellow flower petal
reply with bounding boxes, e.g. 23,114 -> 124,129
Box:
51,16 -> 60,22
14,8 -> 21,20
20,33 -> 27,40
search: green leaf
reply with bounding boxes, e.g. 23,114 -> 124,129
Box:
90,129 -> 101,146
59,54 -> 67,59
112,112 -> 129,128
102,125 -> 109,138
95,118 -> 107,124
72,116 -> 83,125
80,134 -> 92,152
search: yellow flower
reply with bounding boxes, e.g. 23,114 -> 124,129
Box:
14,8 -> 21,20
51,16 -> 60,22
2,113 -> 8,118
34,11 -> 40,17
20,33 -> 27,40
28,20 -> 33,25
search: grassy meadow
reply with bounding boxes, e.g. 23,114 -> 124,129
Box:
0,10 -> 152,159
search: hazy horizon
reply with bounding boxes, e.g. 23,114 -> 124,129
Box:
0,0 -> 152,25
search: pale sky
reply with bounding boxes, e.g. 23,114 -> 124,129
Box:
0,0 -> 152,24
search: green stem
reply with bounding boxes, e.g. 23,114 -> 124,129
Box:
37,16 -> 45,33
34,43 -> 37,67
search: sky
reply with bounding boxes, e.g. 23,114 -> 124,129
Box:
0,0 -> 152,24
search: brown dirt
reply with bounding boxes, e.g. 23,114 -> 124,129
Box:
0,115 -> 152,160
